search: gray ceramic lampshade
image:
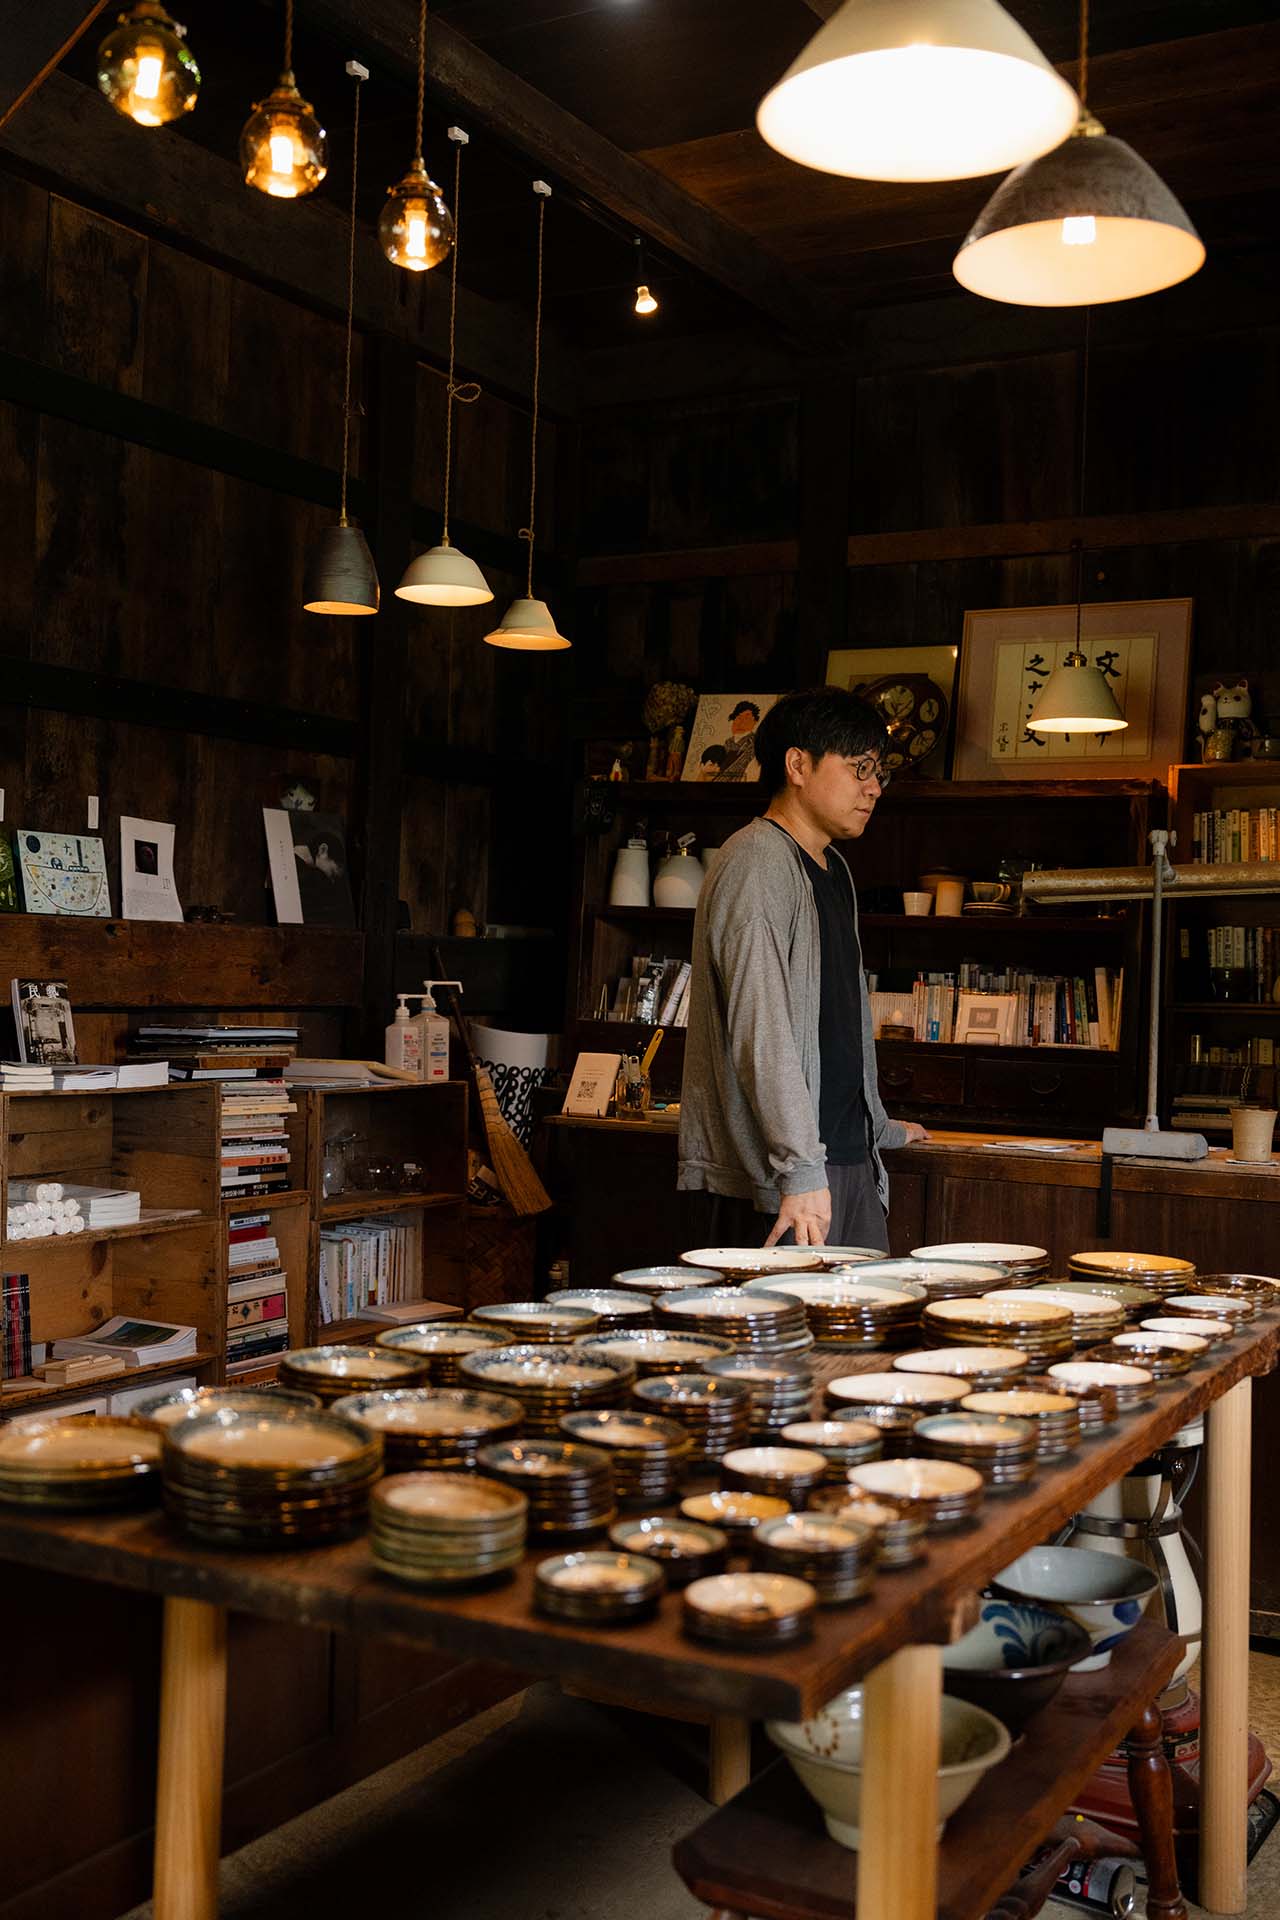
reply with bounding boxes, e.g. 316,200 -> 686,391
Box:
954,131 -> 1205,306
483,596 -> 570,651
302,523 -> 380,615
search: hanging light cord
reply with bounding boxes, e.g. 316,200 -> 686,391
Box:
414,0 -> 427,161
441,136 -> 480,547
283,0 -> 293,75
1078,0 -> 1089,110
1072,305 -> 1092,651
338,67 -> 363,528
521,191 -> 546,597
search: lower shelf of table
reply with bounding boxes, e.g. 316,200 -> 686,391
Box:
673,1618 -> 1183,1920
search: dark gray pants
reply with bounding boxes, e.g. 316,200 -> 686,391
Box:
697,1159 -> 889,1253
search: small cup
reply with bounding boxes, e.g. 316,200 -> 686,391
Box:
1230,1106 -> 1277,1162
903,890 -> 933,917
970,882 -> 1011,904
935,878 -> 966,917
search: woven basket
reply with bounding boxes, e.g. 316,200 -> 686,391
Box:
466,1202 -> 536,1311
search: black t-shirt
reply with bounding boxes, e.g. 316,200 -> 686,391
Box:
769,825 -> 867,1165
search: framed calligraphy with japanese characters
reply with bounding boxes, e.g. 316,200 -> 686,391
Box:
953,598 -> 1192,783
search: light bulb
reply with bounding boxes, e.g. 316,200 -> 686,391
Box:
98,3 -> 200,127
407,212 -> 429,260
240,75 -> 328,199
1062,214 -> 1096,246
634,283 -> 658,315
380,160 -> 454,272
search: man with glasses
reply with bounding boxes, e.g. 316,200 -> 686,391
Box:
679,687 -> 927,1250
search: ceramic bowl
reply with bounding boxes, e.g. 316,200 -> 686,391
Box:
991,1544 -> 1158,1670
767,1687 -> 1010,1849
942,1598 -> 1093,1734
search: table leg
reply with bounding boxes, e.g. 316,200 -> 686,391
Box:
1125,1699 -> 1187,1920
153,1596 -> 228,1920
857,1642 -> 941,1920
709,1716 -> 751,1806
1200,1374 -> 1252,1915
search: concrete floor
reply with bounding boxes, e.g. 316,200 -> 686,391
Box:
120,1653 -> 1280,1920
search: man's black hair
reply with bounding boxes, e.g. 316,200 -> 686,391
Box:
699,744 -> 728,767
728,700 -> 760,723
754,688 -> 888,796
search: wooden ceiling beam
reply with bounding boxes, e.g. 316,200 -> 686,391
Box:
0,1 -> 109,129
301,0 -> 835,347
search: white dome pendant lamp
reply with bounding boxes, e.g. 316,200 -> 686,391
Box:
755,0 -> 1077,183
485,181 -> 569,652
953,0 -> 1205,305
396,128 -> 492,608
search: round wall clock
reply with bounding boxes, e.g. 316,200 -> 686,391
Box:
856,674 -> 949,775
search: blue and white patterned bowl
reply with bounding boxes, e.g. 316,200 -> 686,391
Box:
991,1545 -> 1158,1671
943,1598 -> 1092,1732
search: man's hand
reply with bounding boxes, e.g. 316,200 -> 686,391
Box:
899,1122 -> 930,1145
764,1186 -> 832,1247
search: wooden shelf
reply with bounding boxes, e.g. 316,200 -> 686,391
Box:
222,1188 -> 310,1213
319,1190 -> 464,1223
0,1207 -> 210,1255
0,917 -> 363,1009
860,912 -> 1129,934
1170,1001 -> 1280,1015
316,1301 -> 461,1345
594,904 -> 695,922
0,1349 -> 216,1415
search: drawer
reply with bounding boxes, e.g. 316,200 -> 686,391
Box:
968,1054 -> 1121,1118
877,1050 -> 966,1108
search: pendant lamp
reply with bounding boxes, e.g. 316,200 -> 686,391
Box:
755,0 -> 1077,183
380,0 -> 453,272
240,0 -> 327,200
633,237 -> 658,316
953,1 -> 1204,305
98,0 -> 199,127
397,129 -> 492,608
485,183 -> 569,652
304,62 -> 379,617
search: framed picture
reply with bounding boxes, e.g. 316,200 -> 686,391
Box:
14,830 -> 111,916
827,645 -> 960,780
680,694 -> 779,783
953,598 -> 1192,782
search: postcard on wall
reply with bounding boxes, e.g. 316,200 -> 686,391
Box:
680,694 -> 779,782
119,816 -> 183,923
263,808 -> 356,928
11,979 -> 78,1065
14,829 -> 111,917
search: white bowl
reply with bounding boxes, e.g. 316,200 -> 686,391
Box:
992,1544 -> 1158,1671
767,1687 -> 1010,1849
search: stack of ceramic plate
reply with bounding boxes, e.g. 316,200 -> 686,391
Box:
681,1488 -> 790,1537
0,1414 -> 162,1509
807,1486 -> 928,1568
609,1514 -> 728,1587
559,1409 -> 693,1506
912,1241 -> 1050,1279
370,1472 -> 527,1586
1048,1279 -> 1162,1324
278,1344 -> 429,1406
656,1287 -> 813,1358
576,1328 -> 736,1379
1197,1273 -> 1280,1309
1140,1314 -> 1227,1349
332,1386 -> 522,1471
459,1344 -> 635,1436
1089,1332 -> 1201,1377
914,1412 -> 1038,1489
610,1266 -> 722,1297
892,1347 -> 1029,1389
847,1258 -> 1010,1301
1034,1368 -> 1118,1428
477,1438 -> 616,1536
779,1419 -> 883,1480
846,1457 -> 985,1531
706,1353 -> 814,1431
534,1550 -> 664,1623
679,1247 -> 825,1283
1066,1251 -> 1195,1300
375,1322 -> 511,1385
1163,1291 -> 1256,1327
633,1372 -> 752,1464
809,1247 -> 885,1270
923,1297 -> 1073,1368
750,1510 -> 880,1604
1048,1358 -> 1154,1413
471,1301 -> 601,1345
993,1287 -> 1125,1348
547,1288 -> 653,1333
162,1404 -> 382,1545
134,1384 -> 319,1430
743,1274 -> 924,1348
960,1389 -> 1081,1459
722,1444 -> 829,1507
682,1571 -> 817,1649
825,1370 -> 971,1422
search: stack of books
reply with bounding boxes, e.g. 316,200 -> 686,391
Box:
0,1062 -> 55,1091
318,1214 -> 424,1326
132,1025 -> 299,1200
53,1183 -> 141,1229
51,1315 -> 198,1365
1,1272 -> 31,1380
226,1212 -> 290,1375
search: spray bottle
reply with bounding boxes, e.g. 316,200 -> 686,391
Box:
385,994 -> 424,1076
417,981 -> 463,1082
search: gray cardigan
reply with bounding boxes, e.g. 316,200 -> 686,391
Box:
677,817 -> 907,1213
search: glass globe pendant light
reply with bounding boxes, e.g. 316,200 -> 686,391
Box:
486,183 -> 569,652
953,0 -> 1204,305
755,0 -> 1077,183
240,0 -> 327,200
397,128 -> 493,608
380,0 -> 454,272
97,0 -> 199,128
304,62 -> 379,617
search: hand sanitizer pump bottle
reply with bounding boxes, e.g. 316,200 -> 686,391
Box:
385,994 -> 424,1076
417,981 -> 462,1082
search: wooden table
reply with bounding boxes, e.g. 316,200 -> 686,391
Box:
0,1314 -> 1273,1920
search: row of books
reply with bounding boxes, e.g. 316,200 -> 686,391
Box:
868,968 -> 1124,1051
1188,1038 -> 1276,1066
1,1272 -> 30,1380
1200,924 -> 1279,1002
604,955 -> 692,1027
318,1214 -> 425,1326
226,1210 -> 290,1376
1171,1061 -> 1278,1134
1191,806 -> 1280,864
